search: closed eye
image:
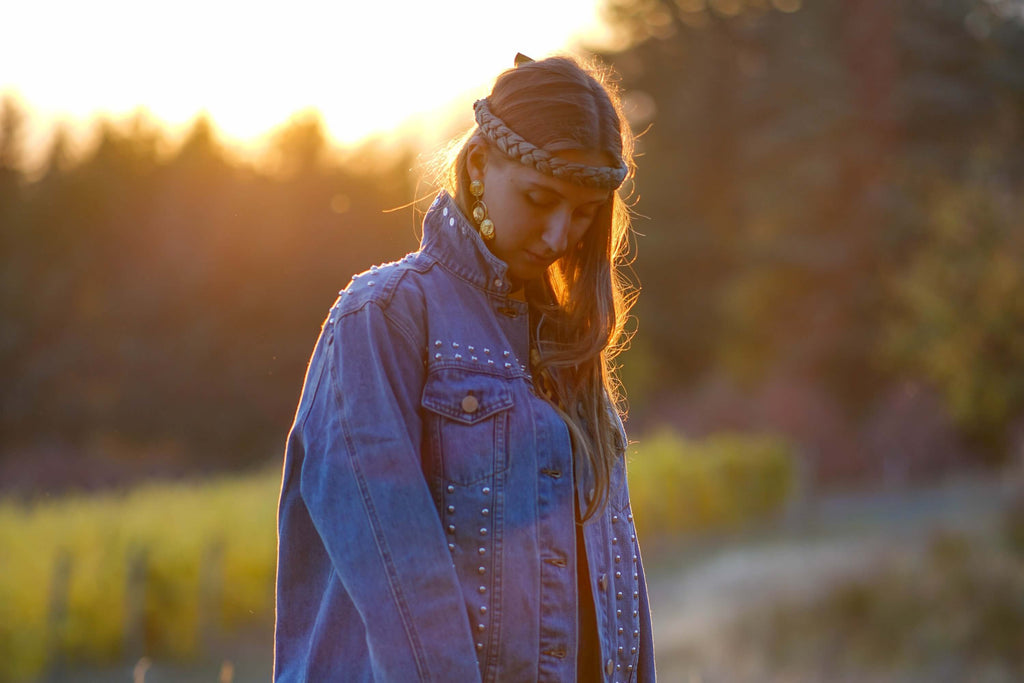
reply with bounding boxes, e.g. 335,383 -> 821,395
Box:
526,191 -> 558,208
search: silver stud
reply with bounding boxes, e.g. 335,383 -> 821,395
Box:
478,566 -> 486,574
612,515 -> 619,523
494,278 -> 502,288
471,356 -> 478,361
447,525 -> 455,534
633,573 -> 638,580
618,647 -> 624,655
504,363 -> 512,369
478,585 -> 486,594
455,354 -> 462,360
481,508 -> 489,516
475,642 -> 483,651
435,353 -> 442,360
448,543 -> 455,551
627,665 -> 633,672
477,623 -> 486,632
616,609 -> 622,617
449,217 -> 455,227
633,590 -> 639,599
447,505 -> 455,513
503,350 -> 510,357
367,281 -> 375,286
627,514 -> 633,522
617,591 -> 623,600
633,610 -> 638,617
482,487 -> 490,495
479,605 -> 487,614
484,348 -> 491,354
479,527 -> 488,536
468,345 -> 475,352
447,485 -> 455,494
328,318 -> 334,324
435,340 -> 442,347
618,627 -> 624,635
615,555 -> 621,563
612,537 -> 618,544
443,207 -> 448,217
487,360 -> 494,365
631,647 -> 637,654
452,342 -> 460,348
478,547 -> 486,555
633,629 -> 639,637
615,571 -> 621,578
631,534 -> 636,541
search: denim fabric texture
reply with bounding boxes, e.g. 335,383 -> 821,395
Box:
275,191 -> 656,682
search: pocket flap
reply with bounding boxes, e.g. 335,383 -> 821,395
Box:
421,369 -> 514,425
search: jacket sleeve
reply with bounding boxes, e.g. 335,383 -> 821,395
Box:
296,298 -> 482,682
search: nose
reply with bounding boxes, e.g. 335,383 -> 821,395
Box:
540,210 -> 572,257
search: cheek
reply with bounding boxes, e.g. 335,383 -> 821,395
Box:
498,205 -> 540,243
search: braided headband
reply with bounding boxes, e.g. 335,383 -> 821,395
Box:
473,98 -> 628,190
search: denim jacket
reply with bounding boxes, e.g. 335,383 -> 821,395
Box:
275,191 -> 656,682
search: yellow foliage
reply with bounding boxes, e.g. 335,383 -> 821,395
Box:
0,469 -> 279,683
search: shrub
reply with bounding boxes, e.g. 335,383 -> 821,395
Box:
626,428 -> 796,540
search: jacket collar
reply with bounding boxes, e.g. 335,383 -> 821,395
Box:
421,191 -> 514,297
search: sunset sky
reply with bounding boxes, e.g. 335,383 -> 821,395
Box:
2,0 -> 617,169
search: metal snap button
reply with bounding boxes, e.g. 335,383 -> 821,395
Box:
461,394 -> 480,413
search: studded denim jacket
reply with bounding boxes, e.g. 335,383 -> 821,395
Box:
274,191 -> 655,682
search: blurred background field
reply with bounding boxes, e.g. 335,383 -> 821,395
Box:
0,431 -> 793,682
2,0 -> 1024,680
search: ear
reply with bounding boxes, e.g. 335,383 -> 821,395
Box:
465,137 -> 490,183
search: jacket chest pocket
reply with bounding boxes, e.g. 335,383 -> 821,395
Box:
421,369 -> 515,486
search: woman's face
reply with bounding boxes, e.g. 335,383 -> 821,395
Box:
467,142 -> 612,285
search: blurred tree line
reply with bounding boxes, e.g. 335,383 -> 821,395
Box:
0,106 -> 419,488
0,0 -> 1022,491
602,0 -> 1024,479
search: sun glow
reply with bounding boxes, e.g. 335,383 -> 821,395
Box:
2,0 -> 617,169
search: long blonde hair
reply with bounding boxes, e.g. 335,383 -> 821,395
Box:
441,55 -> 638,520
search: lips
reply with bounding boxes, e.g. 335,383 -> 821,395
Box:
525,250 -> 552,267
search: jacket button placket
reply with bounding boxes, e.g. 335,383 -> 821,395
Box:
534,411 -> 576,681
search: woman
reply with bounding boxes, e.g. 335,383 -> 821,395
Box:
275,54 -> 655,682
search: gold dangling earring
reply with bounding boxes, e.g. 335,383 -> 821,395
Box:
469,179 -> 495,241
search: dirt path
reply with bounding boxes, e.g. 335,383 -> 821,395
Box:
646,474 -> 1014,681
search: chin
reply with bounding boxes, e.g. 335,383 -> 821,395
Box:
511,264 -> 548,283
